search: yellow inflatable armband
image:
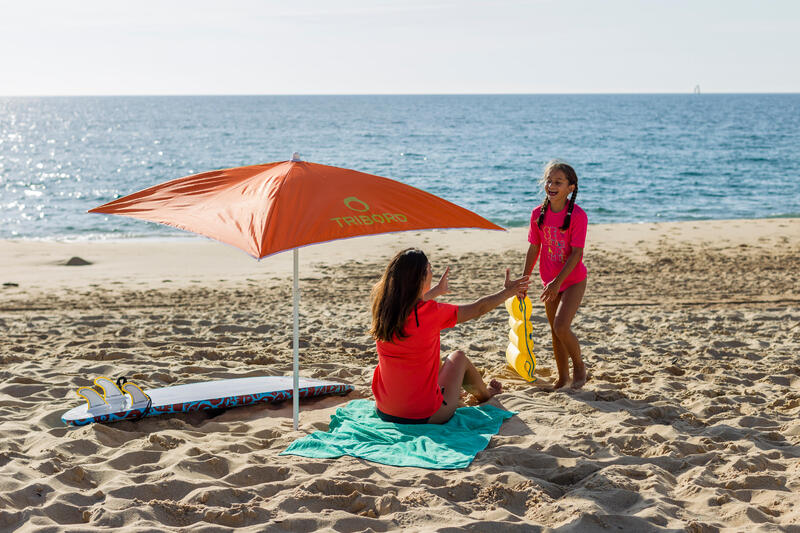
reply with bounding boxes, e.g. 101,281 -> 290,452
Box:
504,296 -> 536,382
504,295 -> 532,321
509,319 -> 531,346
506,343 -> 537,382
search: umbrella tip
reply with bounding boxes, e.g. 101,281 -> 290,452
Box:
291,152 -> 302,162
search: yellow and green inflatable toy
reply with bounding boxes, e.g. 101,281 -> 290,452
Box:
505,295 -> 536,382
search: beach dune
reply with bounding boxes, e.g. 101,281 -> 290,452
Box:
1,218 -> 799,531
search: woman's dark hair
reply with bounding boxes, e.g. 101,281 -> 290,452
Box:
536,160 -> 579,231
371,248 -> 429,342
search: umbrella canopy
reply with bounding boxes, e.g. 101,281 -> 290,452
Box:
90,155 -> 504,429
89,157 -> 503,258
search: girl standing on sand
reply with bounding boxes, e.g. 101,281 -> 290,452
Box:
371,248 -> 529,424
522,160 -> 588,390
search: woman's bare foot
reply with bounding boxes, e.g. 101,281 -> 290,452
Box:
487,378 -> 502,398
571,364 -> 588,389
470,378 -> 503,403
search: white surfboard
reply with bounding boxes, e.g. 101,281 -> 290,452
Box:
62,376 -> 354,426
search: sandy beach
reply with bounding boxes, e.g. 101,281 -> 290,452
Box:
1,218 -> 799,532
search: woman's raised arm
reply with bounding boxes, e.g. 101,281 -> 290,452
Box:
456,270 -> 529,324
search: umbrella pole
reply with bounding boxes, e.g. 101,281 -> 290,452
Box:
292,248 -> 300,430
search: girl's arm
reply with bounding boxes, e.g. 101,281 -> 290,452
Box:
456,270 -> 529,324
523,243 -> 540,277
540,247 -> 583,302
520,243 -> 540,297
423,266 -> 450,301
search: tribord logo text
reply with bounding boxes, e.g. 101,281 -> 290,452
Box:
330,197 -> 408,228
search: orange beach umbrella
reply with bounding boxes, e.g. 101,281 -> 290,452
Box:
90,154 -> 504,428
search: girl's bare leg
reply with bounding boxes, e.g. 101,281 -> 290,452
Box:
545,295 -> 571,389
553,279 -> 587,389
428,351 -> 501,424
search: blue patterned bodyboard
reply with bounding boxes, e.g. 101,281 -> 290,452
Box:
61,376 -> 354,426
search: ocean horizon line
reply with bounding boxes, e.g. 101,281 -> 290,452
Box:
3,92 -> 800,98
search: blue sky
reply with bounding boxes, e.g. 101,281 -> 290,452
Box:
1,0 -> 798,95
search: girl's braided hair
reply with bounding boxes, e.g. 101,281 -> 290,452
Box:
536,160 -> 579,231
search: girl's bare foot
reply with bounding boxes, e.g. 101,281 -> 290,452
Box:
571,364 -> 587,389
553,378 -> 569,390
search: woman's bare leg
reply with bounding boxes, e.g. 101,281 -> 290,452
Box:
428,351 -> 501,424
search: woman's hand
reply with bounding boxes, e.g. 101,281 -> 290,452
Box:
435,266 -> 451,296
424,266 -> 450,301
455,269 -> 529,324
540,279 -> 559,302
504,269 -> 530,298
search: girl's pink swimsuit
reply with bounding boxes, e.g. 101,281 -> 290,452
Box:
528,203 -> 588,292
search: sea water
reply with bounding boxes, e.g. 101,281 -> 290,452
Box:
1,94 -> 798,240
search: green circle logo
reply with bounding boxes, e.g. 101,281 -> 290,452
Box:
343,197 -> 370,212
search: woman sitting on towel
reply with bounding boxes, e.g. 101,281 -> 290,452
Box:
370,248 -> 529,424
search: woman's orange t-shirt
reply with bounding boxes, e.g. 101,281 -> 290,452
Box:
372,300 -> 458,419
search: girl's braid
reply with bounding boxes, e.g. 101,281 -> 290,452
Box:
560,187 -> 578,231
536,196 -> 550,228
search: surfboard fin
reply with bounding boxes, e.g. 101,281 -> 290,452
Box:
94,376 -> 125,404
76,387 -> 108,409
121,382 -> 150,407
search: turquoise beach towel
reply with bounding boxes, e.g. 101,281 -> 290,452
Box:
281,399 -> 515,469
